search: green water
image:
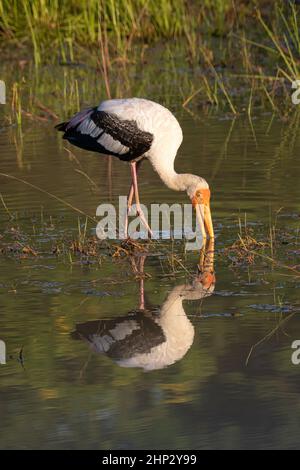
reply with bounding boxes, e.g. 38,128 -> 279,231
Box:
1,92 -> 300,449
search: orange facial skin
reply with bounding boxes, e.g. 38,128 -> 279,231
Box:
192,188 -> 211,208
191,188 -> 214,239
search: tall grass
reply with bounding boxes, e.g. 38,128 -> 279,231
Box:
0,1 -> 262,64
2,0 -> 300,118
0,0 -> 196,64
257,2 -> 300,82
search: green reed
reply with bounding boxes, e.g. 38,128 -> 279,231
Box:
2,0 -> 300,118
0,0 -> 196,64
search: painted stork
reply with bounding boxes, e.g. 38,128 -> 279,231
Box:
72,241 -> 215,371
56,98 -> 214,239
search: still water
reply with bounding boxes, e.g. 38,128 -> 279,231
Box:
0,101 -> 300,449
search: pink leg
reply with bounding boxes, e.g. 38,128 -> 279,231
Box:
124,183 -> 134,239
128,184 -> 134,211
131,161 -> 153,238
124,162 -> 141,239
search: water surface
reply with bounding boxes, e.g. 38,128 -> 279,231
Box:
1,86 -> 300,449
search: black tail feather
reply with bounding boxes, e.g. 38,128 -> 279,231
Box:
55,121 -> 68,132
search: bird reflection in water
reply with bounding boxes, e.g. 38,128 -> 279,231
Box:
72,240 -> 215,371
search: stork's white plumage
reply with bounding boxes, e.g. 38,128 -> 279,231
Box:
56,97 -> 214,238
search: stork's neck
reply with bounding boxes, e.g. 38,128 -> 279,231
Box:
150,150 -> 201,194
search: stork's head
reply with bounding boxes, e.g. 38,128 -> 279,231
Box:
186,176 -> 214,240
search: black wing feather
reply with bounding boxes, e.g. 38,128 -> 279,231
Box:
56,108 -> 154,162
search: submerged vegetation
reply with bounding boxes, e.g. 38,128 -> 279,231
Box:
1,201 -> 299,281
